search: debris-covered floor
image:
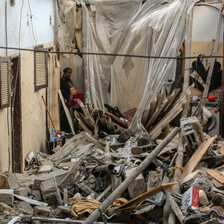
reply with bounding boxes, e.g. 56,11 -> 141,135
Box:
0,95 -> 224,224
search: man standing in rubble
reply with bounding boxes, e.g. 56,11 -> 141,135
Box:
60,67 -> 73,133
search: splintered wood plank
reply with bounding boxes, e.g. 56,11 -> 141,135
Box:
181,135 -> 217,180
213,179 -> 224,189
113,182 -> 177,212
207,169 -> 224,184
58,89 -> 75,135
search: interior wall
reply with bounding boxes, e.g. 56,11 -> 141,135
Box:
191,3 -> 223,66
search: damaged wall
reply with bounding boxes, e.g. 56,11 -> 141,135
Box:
191,2 -> 223,66
0,0 -> 58,172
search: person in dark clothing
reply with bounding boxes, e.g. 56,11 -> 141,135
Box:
60,67 -> 73,103
60,67 -> 73,133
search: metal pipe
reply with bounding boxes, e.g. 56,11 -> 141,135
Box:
93,164 -> 115,173
83,127 -> 180,224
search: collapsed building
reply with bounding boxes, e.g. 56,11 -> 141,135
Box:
0,0 -> 224,223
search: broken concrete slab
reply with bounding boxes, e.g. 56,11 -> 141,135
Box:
33,169 -> 69,190
54,205 -> 72,218
14,187 -> 28,197
0,189 -> 14,206
18,201 -> 33,211
0,172 -> 20,190
33,206 -> 54,218
32,190 -> 42,201
40,178 -> 62,207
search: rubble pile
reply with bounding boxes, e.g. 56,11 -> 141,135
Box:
0,94 -> 224,224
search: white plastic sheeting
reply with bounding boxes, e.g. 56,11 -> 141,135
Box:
82,0 -> 193,127
58,0 -> 76,52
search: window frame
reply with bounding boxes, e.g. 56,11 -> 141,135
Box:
34,47 -> 48,92
0,56 -> 10,109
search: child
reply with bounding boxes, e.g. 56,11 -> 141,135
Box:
67,86 -> 83,113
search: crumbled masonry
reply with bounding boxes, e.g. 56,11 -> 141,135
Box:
0,95 -> 224,224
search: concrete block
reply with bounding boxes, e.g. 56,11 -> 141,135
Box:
18,201 -> 33,211
32,190 -> 42,201
14,187 -> 28,197
0,189 -> 14,206
33,206 -> 53,217
124,167 -> 146,199
0,172 -> 20,189
38,165 -> 53,173
199,190 -> 209,206
54,206 -> 72,218
40,178 -> 62,207
33,169 -> 68,190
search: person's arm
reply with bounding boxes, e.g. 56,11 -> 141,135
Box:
67,97 -> 74,107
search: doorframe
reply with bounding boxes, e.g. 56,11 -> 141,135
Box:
10,54 -> 23,173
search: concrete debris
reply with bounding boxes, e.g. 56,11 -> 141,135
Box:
0,88 -> 224,224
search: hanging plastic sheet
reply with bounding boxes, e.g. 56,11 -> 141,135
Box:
58,0 -> 77,53
82,0 -> 194,128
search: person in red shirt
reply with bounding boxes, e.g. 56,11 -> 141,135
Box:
67,86 -> 83,112
67,86 -> 83,133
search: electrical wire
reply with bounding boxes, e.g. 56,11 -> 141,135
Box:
0,46 -> 224,60
27,0 -> 37,46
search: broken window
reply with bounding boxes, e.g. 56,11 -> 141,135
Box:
34,48 -> 48,92
0,56 -> 10,109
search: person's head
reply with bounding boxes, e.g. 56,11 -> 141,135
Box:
63,67 -> 72,78
70,86 -> 77,95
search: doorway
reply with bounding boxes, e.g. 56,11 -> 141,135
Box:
11,55 -> 23,173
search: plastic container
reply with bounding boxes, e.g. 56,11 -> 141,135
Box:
50,127 -> 56,142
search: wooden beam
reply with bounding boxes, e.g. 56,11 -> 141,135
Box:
58,89 -> 75,135
113,182 -> 177,212
181,135 -> 217,180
